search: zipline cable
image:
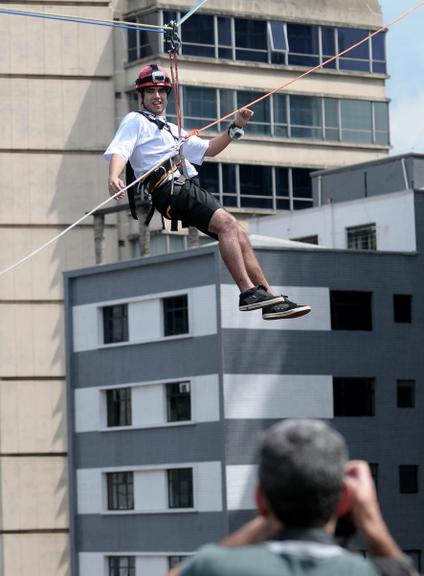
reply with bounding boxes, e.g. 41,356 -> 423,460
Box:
0,8 -> 170,33
0,147 -> 180,278
188,1 -> 424,136
177,0 -> 210,26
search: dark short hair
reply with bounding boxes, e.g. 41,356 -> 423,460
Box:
258,419 -> 348,527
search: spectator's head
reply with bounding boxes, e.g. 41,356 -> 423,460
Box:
257,419 -> 348,528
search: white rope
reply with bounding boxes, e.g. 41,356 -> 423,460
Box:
0,146 -> 180,278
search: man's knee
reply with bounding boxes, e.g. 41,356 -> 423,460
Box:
209,208 -> 238,235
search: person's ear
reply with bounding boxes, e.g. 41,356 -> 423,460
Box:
255,485 -> 271,517
336,482 -> 353,518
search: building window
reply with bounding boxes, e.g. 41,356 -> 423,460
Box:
333,378 -> 375,416
167,382 -> 191,422
397,380 -> 415,408
152,12 -> 386,73
168,556 -> 189,570
239,165 -> 273,209
126,12 -> 159,62
109,556 -> 135,576
163,295 -> 189,337
107,472 -> 134,510
399,465 -> 419,494
128,86 -> 389,146
196,163 -> 314,212
393,294 -> 412,323
346,223 -> 377,250
103,304 -> 129,344
330,291 -> 372,330
168,468 -> 194,508
369,463 -> 378,491
107,388 -> 132,427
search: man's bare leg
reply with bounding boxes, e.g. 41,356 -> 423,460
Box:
208,209 -> 255,292
237,224 -> 277,295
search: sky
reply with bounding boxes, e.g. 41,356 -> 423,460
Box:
381,0 -> 424,155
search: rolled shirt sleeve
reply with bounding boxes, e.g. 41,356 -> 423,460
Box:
104,113 -> 142,162
181,133 -> 209,166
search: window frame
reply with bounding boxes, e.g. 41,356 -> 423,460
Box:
151,11 -> 386,74
163,294 -> 189,337
393,294 -> 412,323
330,290 -> 373,331
333,377 -> 375,417
346,223 -> 377,250
399,465 -> 419,495
106,387 -> 132,427
167,467 -> 194,509
108,556 -> 136,576
103,304 -> 129,345
166,381 -> 192,423
397,380 -> 416,408
107,471 -> 134,511
127,87 -> 389,147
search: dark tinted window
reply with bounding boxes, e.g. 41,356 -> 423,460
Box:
168,468 -> 194,508
103,304 -> 129,344
167,382 -> 191,422
333,377 -> 375,416
107,472 -> 134,510
107,388 -> 132,427
399,465 -> 418,494
393,294 -> 412,323
109,556 -> 135,576
163,295 -> 189,336
239,165 -> 273,209
397,380 -> 415,408
331,291 -> 372,330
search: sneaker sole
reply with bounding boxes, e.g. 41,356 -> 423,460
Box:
239,295 -> 285,311
262,305 -> 312,320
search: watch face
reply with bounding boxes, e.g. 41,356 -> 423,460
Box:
229,125 -> 244,139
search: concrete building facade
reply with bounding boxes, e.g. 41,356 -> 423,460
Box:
0,2 -> 117,575
65,155 -> 424,576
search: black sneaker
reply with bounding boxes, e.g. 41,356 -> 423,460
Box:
262,297 -> 311,320
239,285 -> 285,311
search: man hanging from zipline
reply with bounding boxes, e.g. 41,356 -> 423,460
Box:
105,64 -> 311,320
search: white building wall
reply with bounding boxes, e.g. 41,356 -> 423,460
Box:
224,374 -> 333,420
79,553 -> 179,576
196,462 -> 223,512
132,385 -> 166,427
76,462 -> 222,514
226,465 -> 257,511
130,300 -> 162,341
79,552 -> 106,576
135,470 -> 168,512
220,284 -> 331,331
248,191 -> 417,252
74,374 -> 220,432
72,285 -> 217,352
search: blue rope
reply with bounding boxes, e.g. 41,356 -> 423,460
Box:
177,0 -> 209,26
0,9 -> 165,33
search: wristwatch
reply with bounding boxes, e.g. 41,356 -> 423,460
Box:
228,121 -> 244,140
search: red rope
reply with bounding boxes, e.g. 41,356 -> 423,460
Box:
169,51 -> 184,139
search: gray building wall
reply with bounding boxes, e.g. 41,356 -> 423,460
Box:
66,192 -> 424,574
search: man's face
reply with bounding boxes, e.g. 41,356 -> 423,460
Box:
142,86 -> 168,115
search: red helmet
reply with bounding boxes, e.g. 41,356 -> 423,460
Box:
135,64 -> 172,94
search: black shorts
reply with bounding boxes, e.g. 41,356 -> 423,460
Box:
152,177 -> 221,239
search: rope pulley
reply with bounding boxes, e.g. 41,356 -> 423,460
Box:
164,20 -> 181,54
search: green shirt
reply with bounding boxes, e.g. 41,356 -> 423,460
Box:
180,541 -> 379,576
